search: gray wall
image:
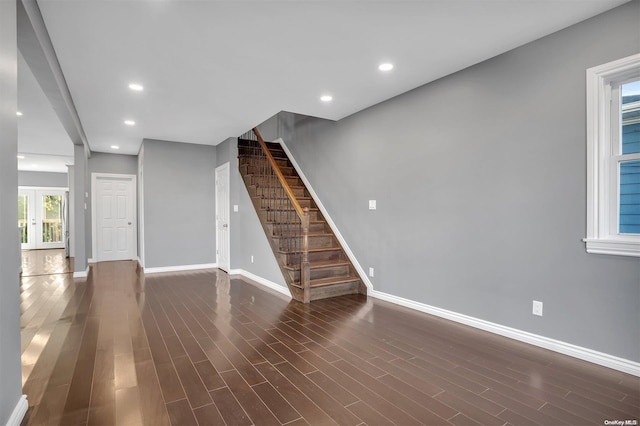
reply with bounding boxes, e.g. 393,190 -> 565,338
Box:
215,137 -> 285,286
85,152 -> 138,260
68,165 -> 75,257
73,144 -> 88,273
263,1 -> 640,362
138,147 -> 144,265
18,170 -> 68,187
88,151 -> 137,175
0,0 -> 23,422
141,139 -> 216,268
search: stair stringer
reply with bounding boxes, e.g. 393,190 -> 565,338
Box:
275,137 -> 373,293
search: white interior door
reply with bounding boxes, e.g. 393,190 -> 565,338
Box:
215,163 -> 230,272
93,174 -> 136,262
19,188 -> 66,250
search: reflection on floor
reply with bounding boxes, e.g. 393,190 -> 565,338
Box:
20,249 -> 74,413
19,251 -> 640,425
21,249 -> 71,277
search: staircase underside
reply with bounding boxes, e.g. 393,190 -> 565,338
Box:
238,138 -> 367,303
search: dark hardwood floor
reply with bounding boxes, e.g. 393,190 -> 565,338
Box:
20,250 -> 639,425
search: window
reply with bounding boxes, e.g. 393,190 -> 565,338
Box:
585,54 -> 640,257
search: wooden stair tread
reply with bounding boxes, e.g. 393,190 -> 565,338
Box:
253,195 -> 311,201
261,207 -> 319,212
239,154 -> 288,161
283,259 -> 350,271
249,183 -> 305,189
269,221 -> 326,227
291,275 -> 360,289
278,246 -> 341,254
273,231 -> 332,238
271,220 -> 325,225
247,174 -> 297,178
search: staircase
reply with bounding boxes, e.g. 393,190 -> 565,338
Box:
238,128 -> 366,303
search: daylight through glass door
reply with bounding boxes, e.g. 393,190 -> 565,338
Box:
19,189 -> 67,250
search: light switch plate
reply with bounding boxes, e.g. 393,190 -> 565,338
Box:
369,200 -> 377,210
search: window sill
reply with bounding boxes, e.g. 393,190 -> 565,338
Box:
583,238 -> 640,257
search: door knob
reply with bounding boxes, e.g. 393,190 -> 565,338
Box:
222,224 -> 228,228
128,222 -> 132,225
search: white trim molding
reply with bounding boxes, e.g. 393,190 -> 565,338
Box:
91,173 -> 138,263
229,269 -> 291,298
7,395 -> 28,426
73,265 -> 90,278
143,263 -> 217,274
370,289 -> 640,377
277,138 -> 373,290
585,53 -> 640,257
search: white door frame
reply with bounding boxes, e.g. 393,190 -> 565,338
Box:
215,163 -> 230,272
91,173 -> 137,262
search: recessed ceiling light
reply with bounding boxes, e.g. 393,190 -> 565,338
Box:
320,95 -> 333,102
378,63 -> 394,71
128,83 -> 144,91
17,155 -> 25,159
16,111 -> 23,116
124,120 -> 135,126
110,145 -> 120,150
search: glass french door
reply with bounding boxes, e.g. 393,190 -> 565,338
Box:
19,189 -> 66,250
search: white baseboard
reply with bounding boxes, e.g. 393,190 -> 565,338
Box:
229,268 -> 291,298
144,263 -> 217,274
87,258 -> 95,264
370,289 -> 640,377
7,395 -> 27,426
72,265 -> 90,278
277,138 -> 372,291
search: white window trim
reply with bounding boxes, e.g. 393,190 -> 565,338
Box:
584,53 -> 640,257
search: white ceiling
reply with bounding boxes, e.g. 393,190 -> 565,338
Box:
24,0 -> 630,157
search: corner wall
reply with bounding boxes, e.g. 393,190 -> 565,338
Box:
268,1 -> 640,362
72,145 -> 87,273
141,139 -> 217,269
0,0 -> 25,422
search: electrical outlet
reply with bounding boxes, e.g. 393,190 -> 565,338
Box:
532,300 -> 543,316
369,200 -> 377,210
369,267 -> 374,277
233,205 -> 239,212
251,255 -> 254,263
